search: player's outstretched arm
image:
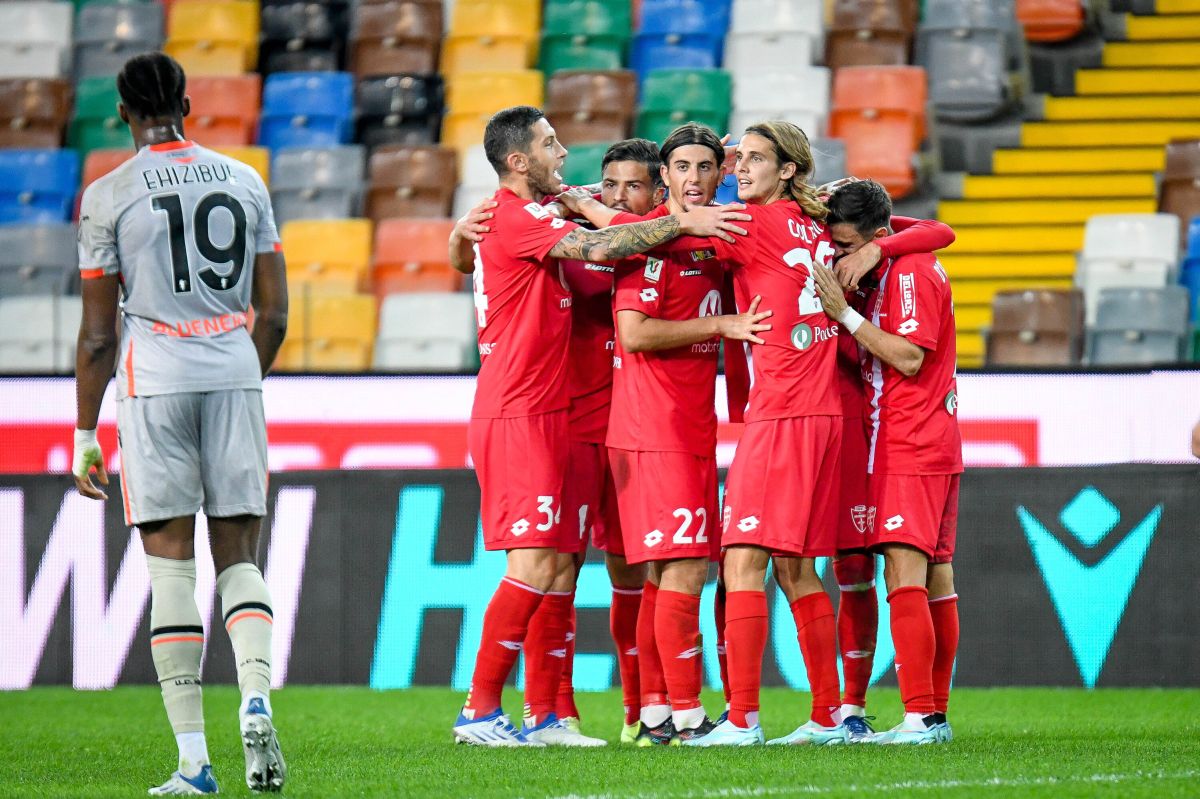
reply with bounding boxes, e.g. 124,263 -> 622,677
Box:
813,263 -> 924,377
556,186 -> 621,229
550,205 -> 748,262
251,251 -> 289,376
617,296 -> 773,353
450,200 -> 497,274
834,217 -> 956,292
74,274 -> 120,500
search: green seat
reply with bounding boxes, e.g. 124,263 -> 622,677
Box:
68,77 -> 129,156
635,69 -> 731,143
539,36 -> 626,74
635,111 -> 729,145
543,0 -> 631,37
1192,326 -> 1200,361
560,141 -> 611,187
73,0 -> 151,8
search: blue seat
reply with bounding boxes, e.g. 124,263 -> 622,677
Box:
642,0 -> 731,32
0,149 -> 79,224
259,72 -> 354,149
1187,216 -> 1200,262
1180,259 -> 1200,322
632,0 -> 724,78
630,36 -> 721,78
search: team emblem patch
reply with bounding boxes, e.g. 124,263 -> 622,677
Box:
851,504 -> 869,534
722,505 -> 732,532
790,323 -> 814,350
644,257 -> 663,283
690,248 -> 716,261
867,506 -> 877,532
945,388 -> 958,415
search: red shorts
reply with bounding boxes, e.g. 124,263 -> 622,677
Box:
469,410 -> 570,552
562,440 -> 623,555
721,416 -> 841,558
837,414 -> 871,552
609,447 -> 720,565
866,472 -> 960,564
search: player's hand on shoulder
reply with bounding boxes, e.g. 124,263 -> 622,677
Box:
833,240 -> 882,291
453,199 -> 497,243
718,294 -> 773,345
813,263 -> 850,318
72,428 -> 108,501
677,202 -> 750,243
555,186 -> 595,214
816,176 -> 861,202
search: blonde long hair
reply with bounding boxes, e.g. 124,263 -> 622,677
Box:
743,121 -> 828,221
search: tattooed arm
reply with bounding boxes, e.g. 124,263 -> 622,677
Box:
548,204 -> 750,261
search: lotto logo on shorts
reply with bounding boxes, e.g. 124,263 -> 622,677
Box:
897,319 -> 919,335
511,519 -> 530,536
737,516 -> 759,532
640,288 -> 659,303
884,514 -> 905,531
644,530 -> 664,547
851,504 -> 869,534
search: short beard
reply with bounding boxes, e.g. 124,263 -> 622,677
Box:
527,160 -> 560,197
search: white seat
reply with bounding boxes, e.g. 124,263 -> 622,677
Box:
453,183 -> 496,220
725,31 -> 816,73
1077,214 -> 1180,323
462,144 -> 494,188
0,2 -> 72,77
374,292 -> 475,372
0,295 -> 81,372
730,0 -> 824,57
732,69 -> 830,130
729,110 -> 823,141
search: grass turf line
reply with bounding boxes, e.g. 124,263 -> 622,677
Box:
0,687 -> 1196,799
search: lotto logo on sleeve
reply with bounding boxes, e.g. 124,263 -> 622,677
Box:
899,273 -> 916,318
897,319 -> 919,336
640,288 -> 659,303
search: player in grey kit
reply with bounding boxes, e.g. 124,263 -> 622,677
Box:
72,53 -> 289,796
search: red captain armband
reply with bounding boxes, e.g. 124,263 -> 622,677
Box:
273,242 -> 283,253
79,268 -> 107,279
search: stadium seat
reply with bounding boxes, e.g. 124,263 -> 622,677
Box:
560,141 -> 608,187
0,2 -> 73,79
729,68 -> 828,140
349,0 -> 443,78
540,0 -> 630,75
0,223 -> 76,297
631,0 -> 724,78
73,2 -> 164,80
828,66 -> 926,197
1079,213 -> 1180,324
545,70 -> 637,145
0,149 -> 79,224
442,34 -> 536,75
259,0 -> 344,76
373,291 -> 476,371
356,73 -> 443,148
915,1 -> 1017,122
186,75 -> 261,147
0,294 -> 81,372
79,149 -> 133,198
449,0 -> 539,39
1179,257 -> 1200,323
1088,286 -> 1190,365
826,0 -> 912,69
460,144 -> 494,190
372,218 -> 461,298
68,76 -> 128,155
1160,140 -> 1200,249
212,145 -> 270,184
725,32 -> 816,74
281,292 -> 377,371
730,0 -> 822,43
366,145 -> 457,221
831,65 -> 927,141
1015,0 -> 1085,44
636,68 -> 731,144
809,137 -> 848,186
259,72 -> 354,150
281,218 -> 373,294
164,0 -> 259,74
272,145 -> 365,194
0,78 -> 72,149
986,289 -> 1084,366
443,70 -> 543,154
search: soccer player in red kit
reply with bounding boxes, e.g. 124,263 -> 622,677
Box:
447,106 -> 747,746
812,179 -> 963,745
676,121 -> 846,747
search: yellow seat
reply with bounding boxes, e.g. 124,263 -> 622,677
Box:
165,42 -> 252,76
444,70 -> 544,152
282,293 -> 378,371
281,220 -> 374,294
450,0 -> 540,39
441,36 -> 537,74
212,145 -> 269,185
167,0 -> 260,70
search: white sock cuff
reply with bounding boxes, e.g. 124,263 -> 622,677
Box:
838,580 -> 876,592
929,593 -> 959,604
147,555 -> 197,581
612,586 -> 644,596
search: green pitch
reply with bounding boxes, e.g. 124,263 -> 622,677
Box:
1,687 -> 1196,798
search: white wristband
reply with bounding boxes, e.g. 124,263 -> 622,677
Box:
74,428 -> 98,447
838,307 -> 865,334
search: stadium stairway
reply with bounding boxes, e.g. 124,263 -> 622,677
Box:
934,0 -> 1200,367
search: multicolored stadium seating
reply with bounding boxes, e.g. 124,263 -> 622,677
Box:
0,0 -> 1198,372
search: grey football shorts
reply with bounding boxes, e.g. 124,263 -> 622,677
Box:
115,389 -> 268,525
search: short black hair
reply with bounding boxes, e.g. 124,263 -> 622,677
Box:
602,138 -> 664,187
659,123 -> 724,169
483,105 -> 546,176
826,180 -> 893,238
117,52 -> 187,120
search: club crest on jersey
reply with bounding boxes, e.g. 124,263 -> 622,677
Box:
899,273 -> 916,318
644,257 -> 664,283
944,388 -> 958,416
690,248 -> 716,261
851,504 -> 869,534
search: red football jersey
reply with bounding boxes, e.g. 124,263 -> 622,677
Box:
606,207 -> 728,456
471,187 -> 580,419
836,300 -> 867,420
562,258 -> 617,443
862,252 -> 963,475
712,200 -> 841,422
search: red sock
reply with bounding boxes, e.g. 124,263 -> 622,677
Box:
636,582 -> 668,709
555,597 -> 579,719
833,555 -> 878,708
654,589 -> 703,711
888,586 -> 936,715
725,590 -> 768,728
790,592 -> 840,727
464,577 -> 545,717
522,590 -> 572,722
929,594 -> 959,714
715,584 -> 731,705
610,586 -> 642,725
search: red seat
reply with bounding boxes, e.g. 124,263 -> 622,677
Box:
350,0 -> 443,77
545,70 -> 637,145
1016,0 -> 1086,43
366,145 -> 458,221
831,65 -> 926,143
187,75 -> 261,146
828,1 -> 913,69
371,218 -> 462,297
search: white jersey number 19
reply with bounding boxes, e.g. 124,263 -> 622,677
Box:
151,191 -> 248,294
